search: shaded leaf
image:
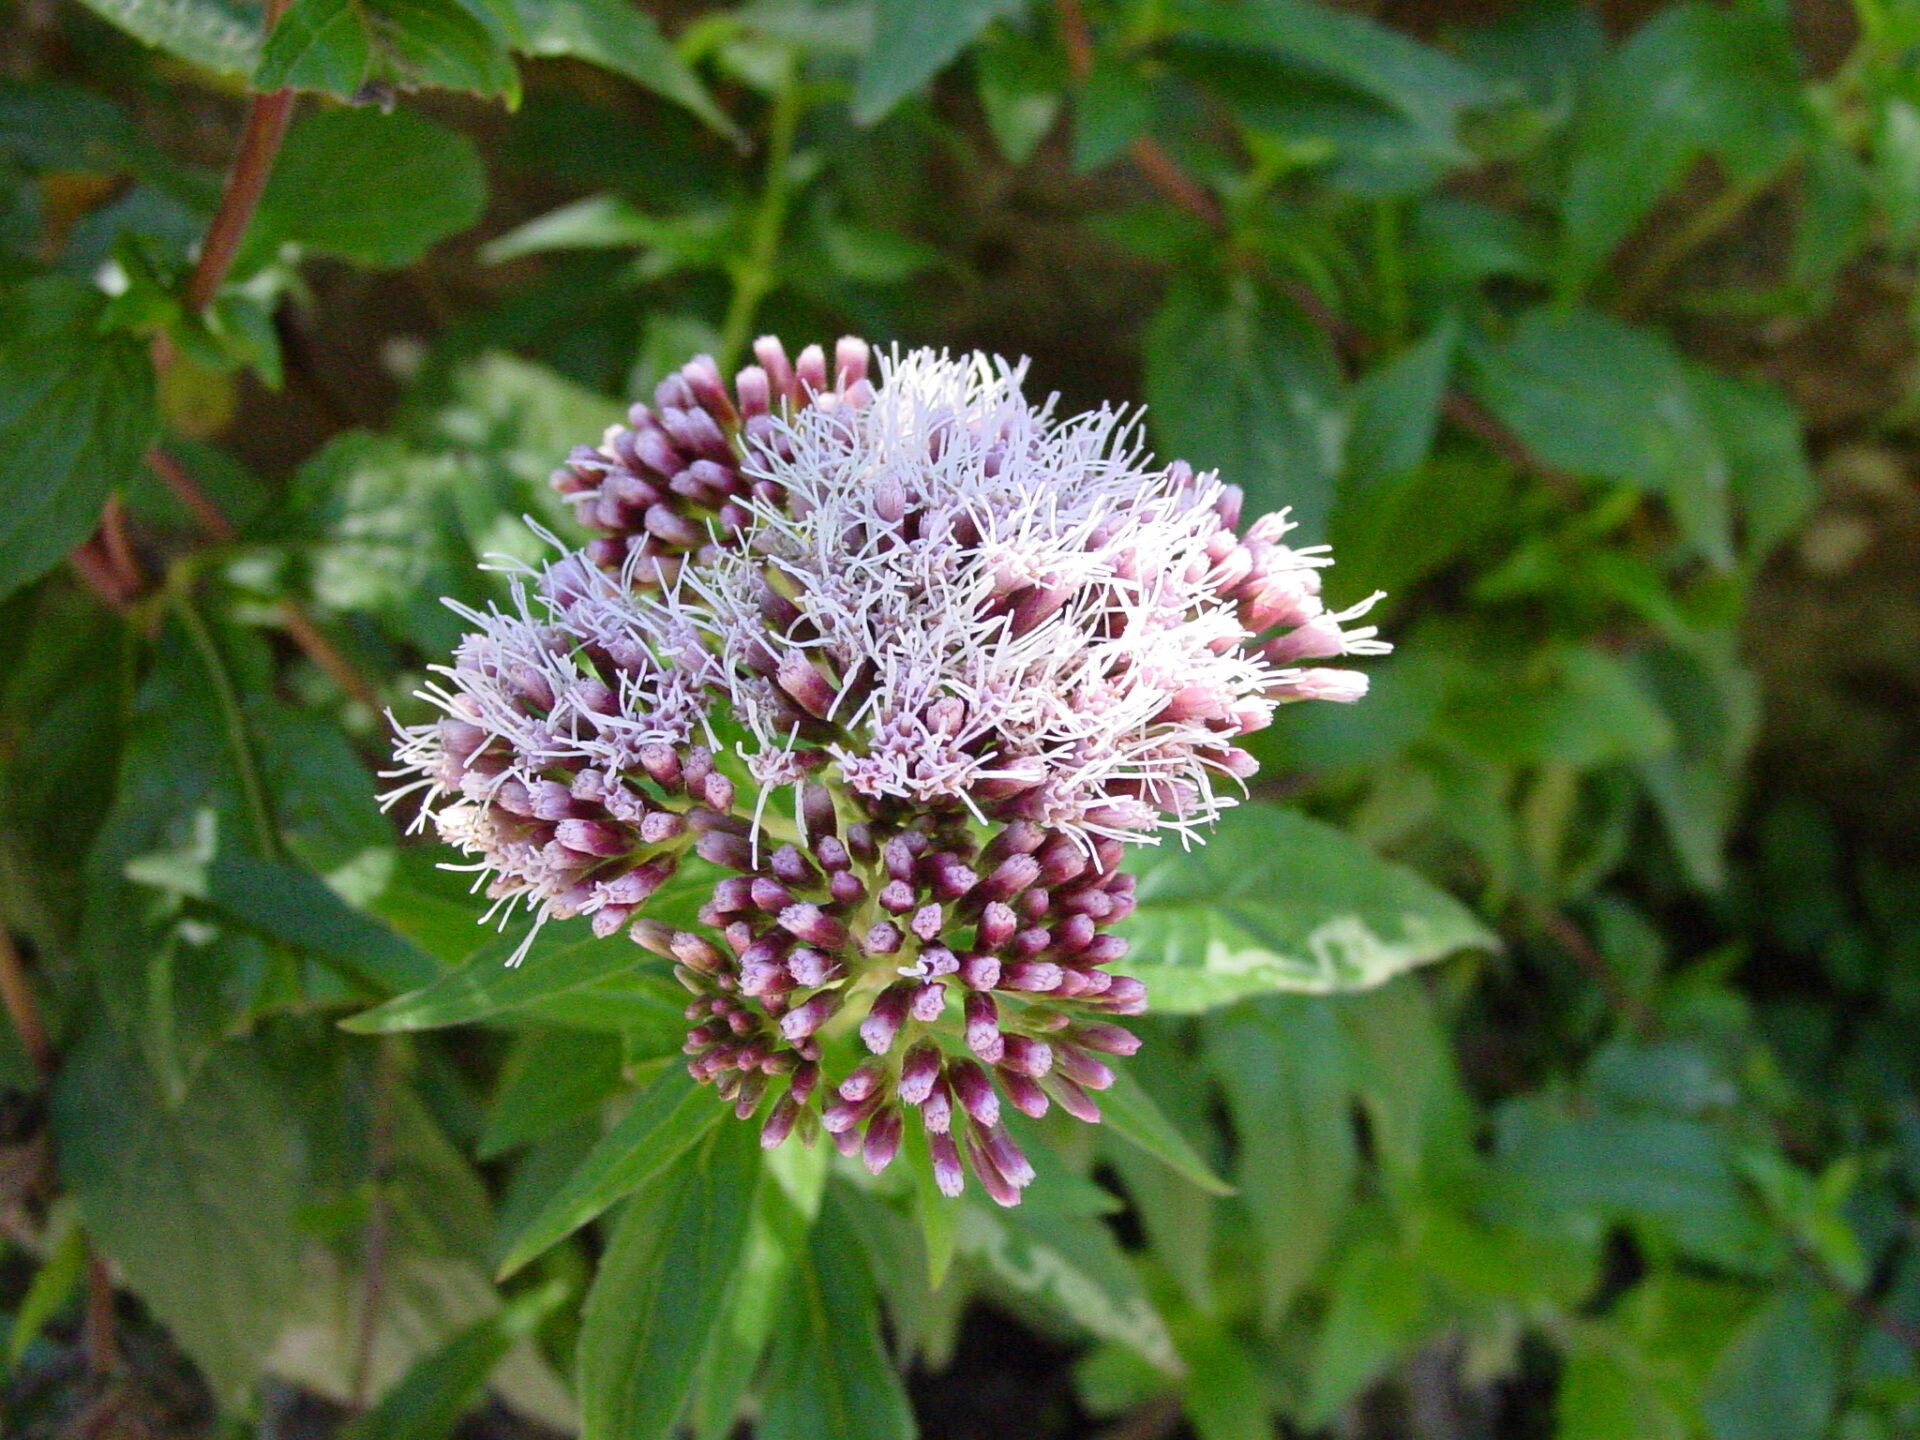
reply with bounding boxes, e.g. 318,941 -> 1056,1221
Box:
851,0 -> 1024,126
1145,274 -> 1345,534
54,1030 -> 304,1402
70,0 -> 260,79
576,1124 -> 761,1440
515,0 -> 737,138
258,108 -> 487,269
0,278 -> 157,601
493,1065 -> 723,1277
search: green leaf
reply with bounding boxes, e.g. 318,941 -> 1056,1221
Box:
254,0 -> 520,101
514,0 -> 737,139
851,0 -> 1025,126
1555,1328 -> 1689,1440
0,278 -> 158,601
337,1299 -> 542,1440
1179,1325 -> 1272,1440
70,0 -> 260,79
1175,0 -> 1488,156
1303,1233 -> 1429,1424
5,1216 -> 87,1370
955,1199 -> 1178,1371
1343,318 -> 1455,488
1701,1283 -> 1842,1440
1097,1064 -> 1233,1196
1071,58 -> 1154,171
493,1064 -> 723,1277
760,1191 -> 916,1440
1440,644 -> 1674,770
1119,804 -> 1497,1010
206,851 -> 441,994
975,23 -> 1061,166
576,1123 -> 761,1440
1470,308 -> 1736,566
1145,275 -> 1345,535
1558,1 -> 1806,289
258,108 -> 487,268
1689,366 -> 1816,561
53,1029 -> 305,1402
1205,997 -> 1354,1326
478,1027 -> 623,1158
345,930 -> 649,1032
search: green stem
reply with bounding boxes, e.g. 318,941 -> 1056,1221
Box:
173,582 -> 280,860
717,71 -> 805,373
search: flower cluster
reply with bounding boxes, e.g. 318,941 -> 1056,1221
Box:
388,337 -> 1386,1205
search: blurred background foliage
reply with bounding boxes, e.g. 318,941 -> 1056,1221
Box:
4,0 -> 1920,1437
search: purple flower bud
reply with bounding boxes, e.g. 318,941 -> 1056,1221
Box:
790,1061 -> 819,1105
639,809 -> 686,844
922,1076 -> 953,1134
964,1129 -> 1023,1209
877,879 -> 917,914
695,830 -> 755,870
838,1059 -> 888,1103
883,836 -> 917,883
910,903 -> 945,942
1045,1075 -> 1102,1123
1000,1034 -> 1053,1078
862,920 -> 904,956
958,952 -> 1002,990
776,653 -> 838,719
779,903 -> 847,948
909,982 -> 946,1023
630,919 -> 677,956
948,1060 -> 1000,1129
828,870 -> 867,906
1070,1022 -> 1140,1056
770,844 -> 817,888
751,877 -> 795,912
863,1107 -> 903,1174
1002,961 -> 1064,993
814,835 -> 851,871
929,1130 -> 966,1197
1051,913 -> 1096,952
554,818 -> 631,857
801,782 -> 838,839
761,1093 -> 801,1147
699,771 -> 735,811
779,992 -> 840,1041
918,946 -> 959,977
898,1043 -> 942,1105
822,1091 -> 881,1135
1034,837 -> 1089,886
785,947 -> 838,987
860,983 -> 912,1054
1097,976 -> 1148,1014
999,1070 -> 1050,1118
1053,1044 -> 1115,1091
1084,934 -> 1130,965
976,903 -> 1018,951
591,904 -> 634,938
980,853 -> 1042,902
964,993 -> 1004,1063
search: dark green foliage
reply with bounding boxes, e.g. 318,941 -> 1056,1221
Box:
4,2 -> 1919,1439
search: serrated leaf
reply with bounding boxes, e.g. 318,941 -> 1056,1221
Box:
1469,308 -> 1735,567
1145,275 -> 1344,536
494,1064 -> 723,1277
851,0 -> 1024,126
54,1030 -> 305,1402
71,0 -> 260,79
254,0 -> 519,100
514,0 -> 738,139
1119,804 -> 1496,1010
0,278 -> 158,601
257,108 -> 487,268
576,1124 -> 761,1440
1558,1 -> 1806,288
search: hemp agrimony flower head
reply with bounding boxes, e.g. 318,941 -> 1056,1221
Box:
388,336 -> 1387,1206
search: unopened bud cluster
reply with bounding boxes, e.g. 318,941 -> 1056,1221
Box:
389,337 -> 1386,1205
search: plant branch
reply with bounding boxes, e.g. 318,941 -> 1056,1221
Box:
183,0 -> 295,314
0,927 -> 54,1083
1053,0 -> 1225,230
147,449 -> 381,710
717,72 -> 805,373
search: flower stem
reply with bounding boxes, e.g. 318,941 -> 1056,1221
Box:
173,581 -> 281,860
184,0 -> 296,314
717,69 -> 805,373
